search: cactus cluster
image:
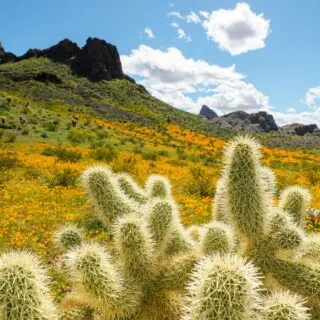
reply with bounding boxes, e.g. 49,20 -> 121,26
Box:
0,135 -> 319,319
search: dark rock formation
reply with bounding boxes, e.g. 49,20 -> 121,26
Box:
71,38 -> 124,81
249,111 -> 278,131
199,105 -> 218,120
19,39 -> 80,63
9,37 -> 131,82
0,42 -> 16,64
209,110 -> 278,132
281,123 -> 318,136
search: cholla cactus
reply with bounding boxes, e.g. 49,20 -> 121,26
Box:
82,166 -> 137,226
183,254 -> 262,320
145,174 -> 172,199
199,221 -> 236,255
2,135 -> 320,319
222,136 -> 267,235
279,186 -> 311,225
261,290 -> 310,320
0,251 -> 58,320
54,224 -> 83,250
116,173 -> 147,205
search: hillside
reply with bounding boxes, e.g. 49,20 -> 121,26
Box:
0,39 -> 319,307
1,38 -> 320,153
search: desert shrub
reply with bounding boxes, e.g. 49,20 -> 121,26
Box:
184,166 -> 216,197
48,168 -> 78,187
89,146 -> 117,162
142,151 -> 158,161
3,132 -> 17,143
55,147 -> 82,163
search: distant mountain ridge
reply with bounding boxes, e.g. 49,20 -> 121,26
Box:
0,37 -> 319,137
199,105 -> 319,136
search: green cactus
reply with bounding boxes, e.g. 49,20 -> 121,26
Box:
64,242 -> 140,318
145,174 -> 172,199
222,136 -> 267,235
116,173 -> 148,205
261,290 -> 310,320
183,254 -> 262,320
54,224 -> 83,250
0,251 -> 58,320
279,186 -> 311,225
81,166 -> 137,226
200,221 -> 236,255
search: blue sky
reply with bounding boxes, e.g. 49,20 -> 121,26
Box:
1,0 -> 320,125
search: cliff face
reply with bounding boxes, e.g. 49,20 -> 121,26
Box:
0,38 -> 129,82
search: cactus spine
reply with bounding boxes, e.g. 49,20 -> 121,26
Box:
0,251 -> 58,320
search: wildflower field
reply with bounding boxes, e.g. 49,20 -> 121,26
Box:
0,89 -> 320,307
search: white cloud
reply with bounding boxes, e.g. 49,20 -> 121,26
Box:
171,22 -> 179,28
144,27 -> 155,39
168,11 -> 184,19
122,45 -> 320,126
186,11 -> 201,24
177,28 -> 192,43
203,2 -> 270,55
199,10 -> 209,19
272,108 -> 320,126
121,45 -> 271,114
303,87 -> 320,108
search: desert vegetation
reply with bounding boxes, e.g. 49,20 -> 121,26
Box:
0,136 -> 319,319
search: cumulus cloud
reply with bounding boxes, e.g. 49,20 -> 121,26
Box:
303,87 -> 320,108
272,108 -> 320,126
144,27 -> 155,39
171,22 -> 179,28
122,45 -> 320,126
177,28 -> 192,43
186,11 -> 201,24
121,45 -> 272,113
203,2 -> 270,55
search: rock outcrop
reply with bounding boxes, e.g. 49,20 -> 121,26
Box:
2,38 -> 131,82
0,42 -> 16,64
71,38 -> 124,81
280,123 -> 319,136
201,110 -> 278,132
200,105 -> 218,120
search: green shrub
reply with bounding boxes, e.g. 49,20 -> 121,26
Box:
48,168 -> 78,187
89,146 -> 117,162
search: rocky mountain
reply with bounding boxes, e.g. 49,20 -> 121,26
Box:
200,105 -> 218,120
280,123 -> 319,136
199,106 -> 278,132
1,38 -> 132,82
198,105 -> 320,136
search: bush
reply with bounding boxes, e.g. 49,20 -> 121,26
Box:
142,151 -> 158,161
48,168 -> 78,187
184,166 -> 216,197
55,147 -> 82,163
89,146 -> 117,162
